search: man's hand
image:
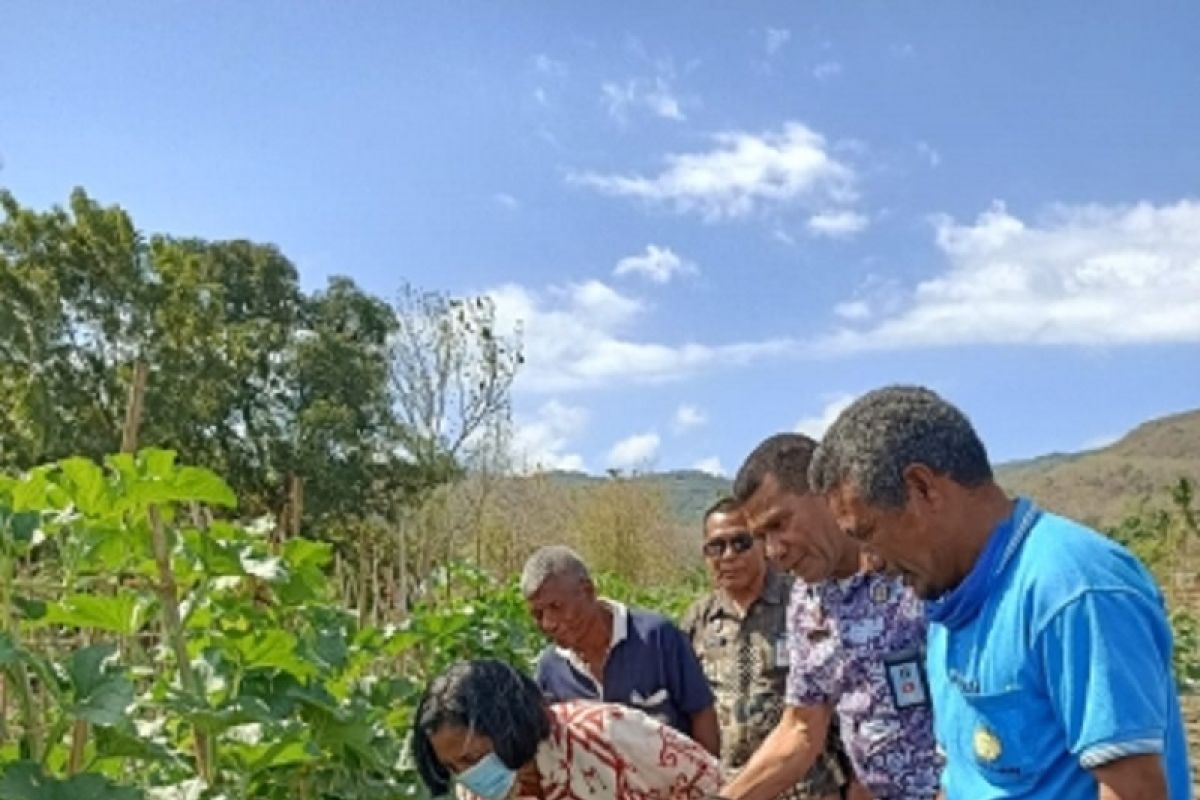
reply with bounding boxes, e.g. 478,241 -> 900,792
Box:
721,704 -> 832,800
1093,753 -> 1168,800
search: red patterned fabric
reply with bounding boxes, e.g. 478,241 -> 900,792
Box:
459,701 -> 723,800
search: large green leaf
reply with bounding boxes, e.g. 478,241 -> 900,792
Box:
169,467 -> 236,508
0,761 -> 142,800
139,449 -> 177,481
0,508 -> 41,546
92,724 -> 181,766
68,644 -> 134,726
58,457 -> 110,515
43,593 -> 150,636
226,630 -> 315,679
277,538 -> 332,603
10,470 -> 51,512
181,528 -> 244,576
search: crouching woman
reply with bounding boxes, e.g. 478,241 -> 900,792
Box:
412,659 -> 723,800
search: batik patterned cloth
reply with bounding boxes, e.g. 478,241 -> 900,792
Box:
458,700 -> 723,800
786,572 -> 941,800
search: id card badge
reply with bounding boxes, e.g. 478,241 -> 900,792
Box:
882,647 -> 930,709
773,633 -> 790,669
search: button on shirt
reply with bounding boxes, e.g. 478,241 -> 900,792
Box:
928,499 -> 1193,799
786,572 -> 941,800
536,600 -> 715,736
682,568 -> 847,798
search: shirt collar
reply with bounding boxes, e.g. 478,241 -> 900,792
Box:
707,568 -> 789,621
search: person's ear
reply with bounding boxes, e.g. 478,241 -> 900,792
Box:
902,463 -> 944,511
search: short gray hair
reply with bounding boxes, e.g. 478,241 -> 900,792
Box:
520,545 -> 591,597
809,385 -> 993,508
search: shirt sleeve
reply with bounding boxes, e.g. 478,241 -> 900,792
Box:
1035,588 -> 1173,769
662,621 -> 716,715
785,584 -> 842,706
534,648 -> 555,697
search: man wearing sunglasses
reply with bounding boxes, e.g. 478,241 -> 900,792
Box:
718,433 -> 941,800
683,498 -> 848,800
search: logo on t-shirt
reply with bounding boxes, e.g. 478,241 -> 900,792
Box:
973,726 -> 1002,763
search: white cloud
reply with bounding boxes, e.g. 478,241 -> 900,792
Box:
812,61 -> 843,80
916,141 -> 942,168
795,394 -> 856,439
807,210 -> 869,238
765,28 -> 792,56
673,404 -> 707,433
571,122 -> 858,223
487,280 -> 798,393
493,193 -> 520,210
772,227 -> 798,246
833,300 -> 872,321
533,87 -> 549,106
511,400 -> 588,473
692,456 -> 725,477
822,200 -> 1200,352
608,432 -> 661,470
614,244 -> 697,284
533,54 -> 568,78
601,74 -> 686,123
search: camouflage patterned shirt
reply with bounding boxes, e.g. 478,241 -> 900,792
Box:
681,569 -> 848,799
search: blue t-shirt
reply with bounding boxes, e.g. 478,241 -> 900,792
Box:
928,499 -> 1193,799
535,603 -> 714,735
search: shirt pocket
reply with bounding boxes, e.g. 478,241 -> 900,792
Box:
629,687 -> 673,723
959,687 -> 1039,791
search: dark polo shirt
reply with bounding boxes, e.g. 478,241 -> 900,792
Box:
535,599 -> 714,735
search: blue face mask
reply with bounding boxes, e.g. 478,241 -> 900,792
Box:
457,753 -> 516,800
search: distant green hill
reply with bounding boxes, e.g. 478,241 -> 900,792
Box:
997,408 -> 1200,529
546,468 -> 731,525
544,407 -> 1200,530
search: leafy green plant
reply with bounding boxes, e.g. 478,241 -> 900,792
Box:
0,450 -> 712,798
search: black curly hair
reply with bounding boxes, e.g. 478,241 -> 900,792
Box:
411,659 -> 551,796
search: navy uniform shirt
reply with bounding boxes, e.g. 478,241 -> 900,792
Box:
535,599 -> 715,735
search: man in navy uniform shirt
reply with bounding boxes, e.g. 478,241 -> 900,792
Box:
521,545 -> 720,756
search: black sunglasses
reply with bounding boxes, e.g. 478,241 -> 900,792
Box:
703,531 -> 759,558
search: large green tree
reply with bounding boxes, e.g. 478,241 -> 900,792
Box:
1,189 -> 523,589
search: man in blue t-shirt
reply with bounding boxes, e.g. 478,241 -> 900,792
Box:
809,385 -> 1192,800
520,545 -> 720,756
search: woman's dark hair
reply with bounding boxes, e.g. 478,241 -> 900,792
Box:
411,659 -> 551,796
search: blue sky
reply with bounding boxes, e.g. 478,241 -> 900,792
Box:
3,2 -> 1199,475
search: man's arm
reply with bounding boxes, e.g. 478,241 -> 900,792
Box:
689,705 -> 720,757
1093,754 -> 1168,800
721,704 -> 832,800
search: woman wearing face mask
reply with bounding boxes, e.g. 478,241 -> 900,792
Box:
412,659 -> 723,800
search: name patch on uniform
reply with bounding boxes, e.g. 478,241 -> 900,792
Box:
773,634 -> 790,668
882,648 -> 929,709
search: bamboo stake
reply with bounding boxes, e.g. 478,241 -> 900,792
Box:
149,505 -> 212,782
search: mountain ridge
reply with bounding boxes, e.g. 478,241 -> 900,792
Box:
544,407 -> 1200,529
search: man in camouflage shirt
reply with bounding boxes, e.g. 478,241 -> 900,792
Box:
682,498 -> 847,800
